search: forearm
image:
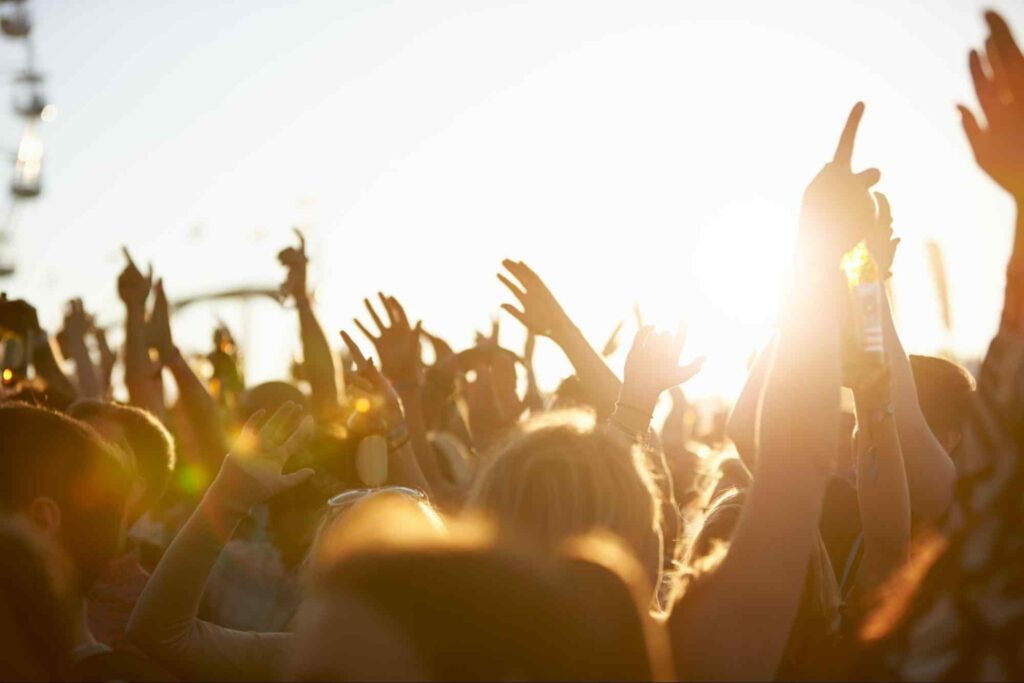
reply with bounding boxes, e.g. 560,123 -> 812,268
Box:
66,339 -> 103,399
395,388 -> 442,498
881,295 -> 955,521
553,320 -> 622,416
725,335 -> 777,466
297,298 -> 340,419
124,306 -> 164,416
676,268 -> 840,681
167,347 -> 227,464
127,460 -> 288,680
850,406 -> 910,606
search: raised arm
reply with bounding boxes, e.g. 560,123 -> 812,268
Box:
56,298 -> 103,399
127,403 -> 313,681
279,230 -> 340,420
672,103 -> 880,681
340,329 -> 433,498
118,248 -> 165,418
846,365 -> 910,614
861,193 -> 955,522
499,259 -> 622,416
149,278 -> 227,465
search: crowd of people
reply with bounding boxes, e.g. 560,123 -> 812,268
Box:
2,8 -> 1024,682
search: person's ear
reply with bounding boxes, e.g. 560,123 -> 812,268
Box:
26,497 -> 61,538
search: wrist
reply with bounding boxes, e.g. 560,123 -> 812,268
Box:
617,388 -> 657,418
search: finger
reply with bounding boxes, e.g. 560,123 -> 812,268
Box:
388,296 -> 409,328
490,317 -> 499,343
497,273 -> 527,304
378,292 -> 395,326
500,259 -> 529,289
672,357 -> 705,385
122,246 -> 137,271
364,298 -> 385,333
500,303 -> 530,329
874,192 -> 892,229
958,104 -> 985,157
853,168 -> 881,187
986,37 -> 1012,99
293,227 -> 306,254
240,408 -> 269,439
279,415 -> 315,461
970,49 -> 1002,126
672,322 -> 688,357
986,11 -> 1024,94
833,101 -> 865,168
354,319 -> 379,346
340,330 -> 370,371
281,467 -> 316,488
260,402 -> 299,444
630,325 -> 654,353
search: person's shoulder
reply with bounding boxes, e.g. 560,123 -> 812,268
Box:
75,647 -> 177,682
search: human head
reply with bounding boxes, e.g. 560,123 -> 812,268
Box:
237,381 -> 308,424
909,355 -> 975,459
67,400 -> 175,523
292,496 -> 667,681
466,410 -> 664,589
0,517 -> 76,681
0,403 -> 128,593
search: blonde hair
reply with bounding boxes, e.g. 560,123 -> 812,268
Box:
467,410 -> 664,584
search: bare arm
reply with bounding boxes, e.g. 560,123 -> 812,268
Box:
499,259 -> 622,416
673,103 -> 881,681
846,367 -> 911,614
279,231 -> 340,420
128,405 -> 313,681
118,249 -> 165,418
56,299 -> 103,399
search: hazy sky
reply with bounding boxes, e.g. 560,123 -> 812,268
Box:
2,0 -> 1020,398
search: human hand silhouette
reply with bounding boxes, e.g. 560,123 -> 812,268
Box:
278,228 -> 309,303
117,248 -> 153,311
799,103 -> 881,262
498,260 -> 571,340
959,12 -> 1024,199
620,325 -> 703,414
353,293 -> 423,389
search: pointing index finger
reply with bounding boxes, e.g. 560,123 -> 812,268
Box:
833,102 -> 865,168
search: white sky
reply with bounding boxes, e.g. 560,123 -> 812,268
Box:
1,0 -> 1019,399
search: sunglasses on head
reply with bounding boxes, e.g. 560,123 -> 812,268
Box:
327,486 -> 428,508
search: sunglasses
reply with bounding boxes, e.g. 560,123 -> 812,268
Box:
327,486 -> 428,508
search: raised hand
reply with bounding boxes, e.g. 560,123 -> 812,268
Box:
277,228 -> 309,303
960,12 -> 1024,198
56,298 -> 91,356
498,259 -> 571,340
117,247 -> 153,311
799,103 -> 881,262
221,401 -> 315,505
864,192 -> 900,279
146,279 -> 175,362
339,329 -> 405,431
620,325 -> 704,415
353,293 -> 423,388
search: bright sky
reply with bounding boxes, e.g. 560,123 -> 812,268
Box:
1,0 -> 1019,400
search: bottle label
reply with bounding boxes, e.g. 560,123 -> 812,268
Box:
853,283 -> 884,355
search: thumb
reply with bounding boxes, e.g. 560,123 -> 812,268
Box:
281,468 -> 316,488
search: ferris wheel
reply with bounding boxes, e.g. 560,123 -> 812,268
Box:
0,0 -> 54,278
